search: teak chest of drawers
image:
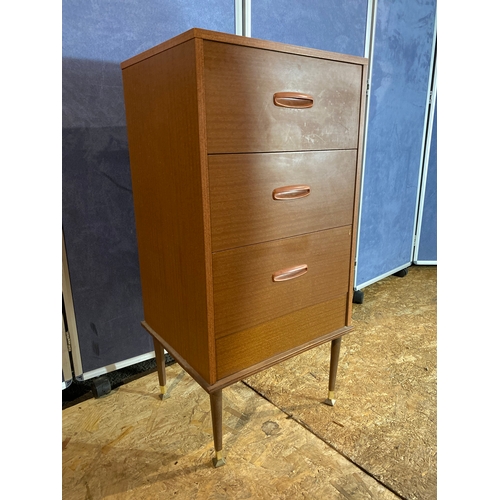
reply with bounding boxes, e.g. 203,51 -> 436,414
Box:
121,28 -> 368,467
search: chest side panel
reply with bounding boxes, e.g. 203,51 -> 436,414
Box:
122,39 -> 212,382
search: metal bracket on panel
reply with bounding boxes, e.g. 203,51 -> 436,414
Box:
63,231 -> 83,378
65,330 -> 72,352
411,234 -> 417,261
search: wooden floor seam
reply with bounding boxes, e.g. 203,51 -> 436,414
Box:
242,380 -> 409,500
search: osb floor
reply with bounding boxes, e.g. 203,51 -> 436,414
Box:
245,265 -> 437,500
62,265 -> 436,500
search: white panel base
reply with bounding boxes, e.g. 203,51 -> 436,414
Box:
354,262 -> 411,291
77,350 -> 159,381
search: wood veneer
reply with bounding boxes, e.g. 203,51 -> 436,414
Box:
122,38 -> 214,383
121,28 -> 368,466
203,40 -> 362,153
212,226 -> 352,339
209,150 -> 357,251
216,295 -> 349,379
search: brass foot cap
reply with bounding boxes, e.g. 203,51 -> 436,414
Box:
159,386 -> 169,400
212,451 -> 226,468
212,457 -> 226,468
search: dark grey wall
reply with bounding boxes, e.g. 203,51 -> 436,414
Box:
62,0 -> 234,375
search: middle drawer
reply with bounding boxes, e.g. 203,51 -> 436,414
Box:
209,150 -> 357,252
212,226 -> 352,339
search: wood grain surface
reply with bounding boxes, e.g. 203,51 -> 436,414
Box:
212,226 -> 352,339
203,40 -> 362,153
216,294 -> 348,379
122,28 -> 368,394
209,150 -> 357,251
122,39 -> 214,383
121,28 -> 369,70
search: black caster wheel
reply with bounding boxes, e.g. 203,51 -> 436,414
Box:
393,268 -> 409,278
91,376 -> 111,399
353,290 -> 364,304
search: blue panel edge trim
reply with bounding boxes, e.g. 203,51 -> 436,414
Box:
354,262 -> 412,291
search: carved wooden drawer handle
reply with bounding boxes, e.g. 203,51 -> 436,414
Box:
272,264 -> 308,282
273,92 -> 314,109
272,185 -> 311,200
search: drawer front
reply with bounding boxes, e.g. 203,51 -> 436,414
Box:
203,41 -> 363,153
216,294 -> 348,380
212,226 -> 352,339
209,150 -> 357,251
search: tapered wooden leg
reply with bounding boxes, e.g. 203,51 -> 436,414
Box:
153,337 -> 167,400
324,337 -> 342,406
209,390 -> 226,467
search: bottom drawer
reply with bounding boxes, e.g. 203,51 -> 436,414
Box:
213,226 -> 352,339
215,294 -> 348,380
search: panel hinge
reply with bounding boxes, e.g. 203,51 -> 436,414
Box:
428,90 -> 433,105
366,81 -> 370,96
65,329 -> 72,352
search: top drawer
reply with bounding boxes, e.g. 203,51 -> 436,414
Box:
203,41 -> 363,154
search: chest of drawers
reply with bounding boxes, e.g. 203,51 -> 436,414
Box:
121,28 -> 368,467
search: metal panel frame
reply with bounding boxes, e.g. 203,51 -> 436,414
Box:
79,351 -> 156,381
354,0 -> 377,291
414,33 -> 437,265
235,0 -> 251,36
363,0 -> 376,59
413,89 -> 437,265
62,316 -> 73,389
62,231 -> 83,379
